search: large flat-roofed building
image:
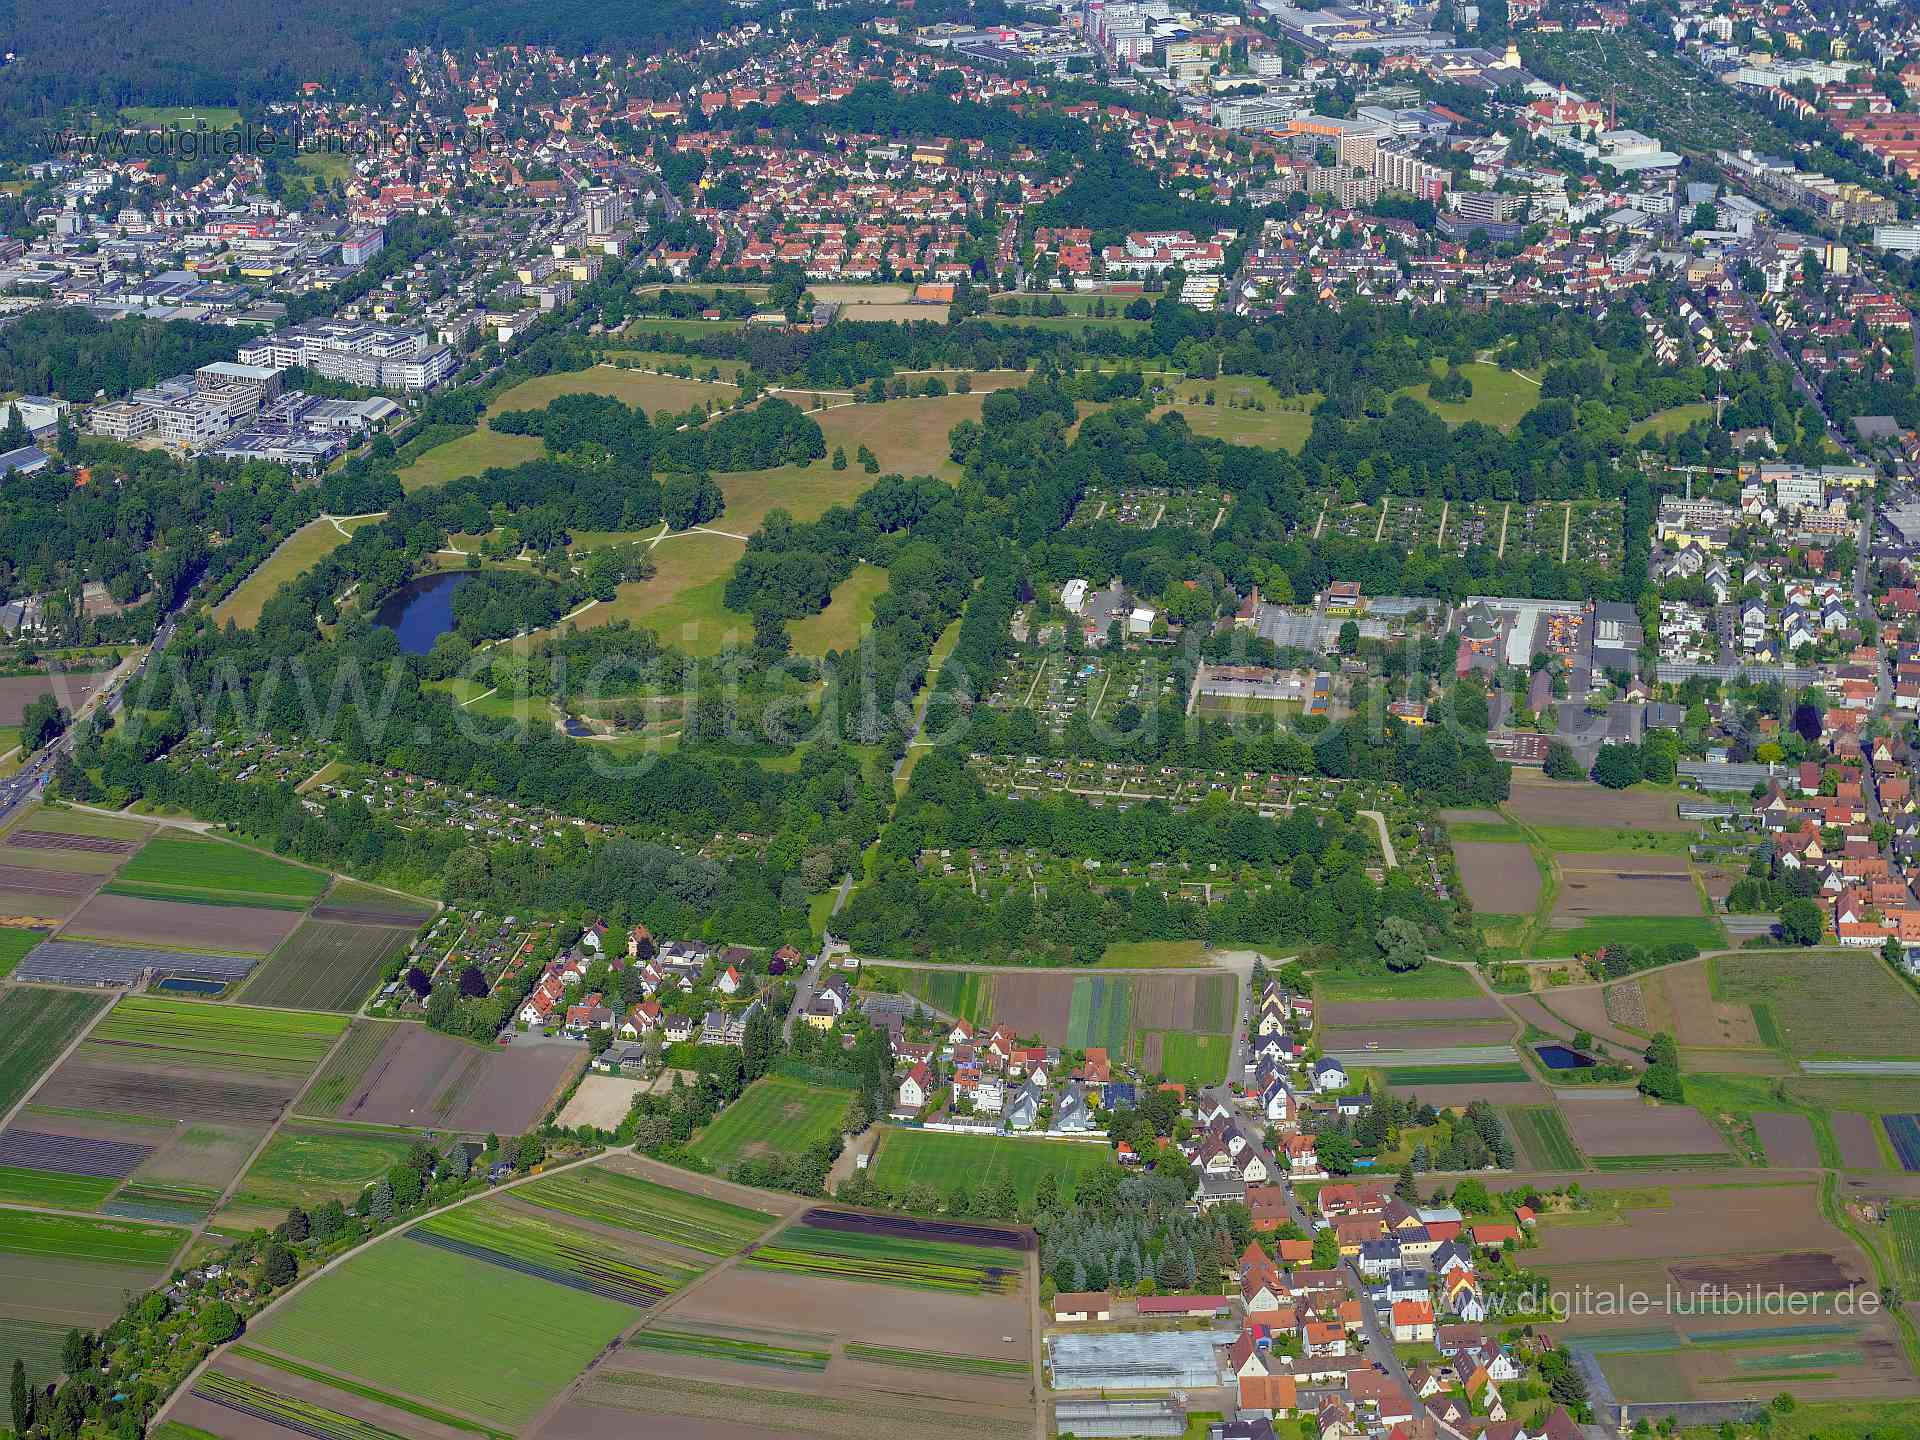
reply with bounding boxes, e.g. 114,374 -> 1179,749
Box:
238,321 -> 454,391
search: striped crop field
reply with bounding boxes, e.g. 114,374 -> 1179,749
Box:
745,1219 -> 1025,1295
93,995 -> 346,1078
411,1200 -> 697,1306
844,1343 -> 1030,1378
515,1165 -> 773,1256
193,1372 -> 409,1440
627,1325 -> 829,1371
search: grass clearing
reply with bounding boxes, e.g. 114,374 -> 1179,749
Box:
561,532 -> 752,657
688,1075 -> 852,1171
1396,362 -> 1539,430
491,367 -> 739,417
396,426 -> 544,492
1155,1031 -> 1232,1086
1314,964 -> 1483,1001
789,563 -> 887,656
227,1126 -> 418,1217
1097,939 -> 1211,968
214,516 -> 380,629
105,835 -> 329,909
1627,404 -> 1713,441
254,1235 -> 639,1424
870,1129 -> 1114,1206
0,987 -> 103,1111
1530,916 -> 1725,958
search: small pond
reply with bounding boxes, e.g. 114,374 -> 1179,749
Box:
373,572 -> 472,655
1535,1043 -> 1596,1071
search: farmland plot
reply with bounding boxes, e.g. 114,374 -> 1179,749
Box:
60,893 -> 304,955
1560,1098 -> 1728,1161
307,1022 -> 582,1134
221,1126 -> 421,1229
870,1129 -> 1113,1205
746,1210 -> 1027,1295
517,1162 -> 778,1257
0,987 -> 103,1112
1712,952 -> 1920,1058
243,920 -> 412,1012
103,835 -> 329,910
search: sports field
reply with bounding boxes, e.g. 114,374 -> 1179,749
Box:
688,1075 -> 852,1171
870,1129 -> 1113,1205
243,920 -> 412,1011
0,987 -> 103,1111
105,835 -> 329,910
253,1236 -> 638,1424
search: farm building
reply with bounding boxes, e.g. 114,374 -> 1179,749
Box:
1048,1331 -> 1228,1390
1053,1290 -> 1114,1322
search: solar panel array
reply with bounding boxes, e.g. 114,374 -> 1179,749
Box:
16,939 -> 256,986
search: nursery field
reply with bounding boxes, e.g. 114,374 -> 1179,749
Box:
688,1075 -> 853,1171
869,1129 -> 1112,1206
93,995 -> 347,1077
242,919 -> 413,1012
517,1163 -> 775,1257
746,1210 -> 1027,1296
0,986 -> 104,1111
411,1198 -> 699,1306
253,1234 -> 640,1425
104,835 -> 329,910
1506,1106 -> 1584,1170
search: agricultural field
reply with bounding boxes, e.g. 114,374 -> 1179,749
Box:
1529,916 -> 1725,959
1505,1106 -> 1584,1170
517,1161 -> 779,1257
1551,851 -> 1704,921
746,1210 -> 1027,1295
299,1019 -> 583,1135
869,1129 -> 1114,1206
104,835 -> 329,910
242,919 -> 413,1012
253,1232 -> 641,1425
0,1209 -> 185,1342
1380,1061 -> 1531,1088
1711,952 -> 1920,1058
1503,778 -> 1698,831
0,925 -> 47,976
1558,1098 -> 1729,1163
1153,1031 -> 1232,1086
311,878 -> 435,927
688,1075 -> 853,1171
412,1197 -> 700,1306
60,892 -> 305,956
1313,965 -> 1487,1003
219,1126 -> 420,1229
867,966 -> 995,1027
0,986 -> 104,1112
1452,841 -> 1542,914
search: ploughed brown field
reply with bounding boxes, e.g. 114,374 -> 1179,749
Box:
321,1024 -> 584,1135
1754,1112 -> 1820,1167
59,893 -> 301,955
0,863 -> 101,895
1559,1098 -> 1727,1157
1518,988 -> 1644,1055
0,672 -> 112,725
1319,996 -> 1506,1026
1642,961 -> 1762,1049
1404,1079 -> 1549,1107
1533,1179 -> 1843,1267
1832,1112 -> 1885,1169
5,830 -> 137,855
1452,842 -> 1540,913
38,1054 -> 296,1125
1504,777 -> 1696,830
307,904 -> 428,927
1552,859 -> 1702,918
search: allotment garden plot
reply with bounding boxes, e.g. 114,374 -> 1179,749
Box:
551,1205 -> 1034,1440
299,1020 -> 582,1135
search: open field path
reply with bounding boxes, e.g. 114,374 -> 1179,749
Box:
1358,809 -> 1396,867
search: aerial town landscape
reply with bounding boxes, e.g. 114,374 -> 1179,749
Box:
9,0 -> 1920,1435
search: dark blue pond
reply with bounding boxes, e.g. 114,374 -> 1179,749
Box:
1535,1043 -> 1595,1071
374,572 -> 471,655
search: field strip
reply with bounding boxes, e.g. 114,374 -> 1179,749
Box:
0,991 -> 113,1132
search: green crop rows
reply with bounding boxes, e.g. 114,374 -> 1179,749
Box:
413,1199 -> 697,1305
93,995 -> 346,1079
0,1165 -> 118,1209
844,1343 -> 1030,1377
228,1347 -> 515,1440
1382,1062 -> 1529,1087
746,1219 -> 1024,1295
106,835 -> 328,909
0,1209 -> 182,1267
195,1372 -> 409,1440
627,1326 -> 829,1371
517,1165 -> 772,1256
1507,1107 -> 1582,1169
0,988 -> 104,1112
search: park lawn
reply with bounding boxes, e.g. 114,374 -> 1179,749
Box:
817,393 -> 985,478
1397,362 -> 1539,431
106,834 -> 329,908
716,461 -> 877,535
790,564 -> 888,656
622,316 -> 756,340
870,1128 -> 1114,1206
1627,404 -> 1713,441
1314,963 -> 1483,1001
1097,939 -> 1211,968
214,516 -> 380,629
688,1075 -> 853,1170
396,426 -> 544,492
1529,916 -> 1726,958
979,313 -> 1149,336
603,351 -> 749,382
1154,400 -> 1314,452
490,367 -> 739,417
253,1236 -> 638,1425
559,532 -> 753,657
